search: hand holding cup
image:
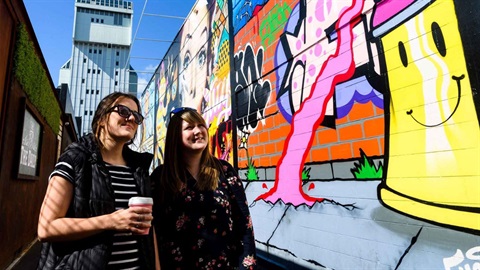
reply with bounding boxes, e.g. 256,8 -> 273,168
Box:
128,196 -> 153,235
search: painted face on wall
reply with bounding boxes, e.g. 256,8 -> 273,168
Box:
180,1 -> 210,113
375,0 -> 480,231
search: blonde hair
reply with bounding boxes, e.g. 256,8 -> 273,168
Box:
159,109 -> 221,202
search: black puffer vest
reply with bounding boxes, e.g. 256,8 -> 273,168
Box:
37,134 -> 155,270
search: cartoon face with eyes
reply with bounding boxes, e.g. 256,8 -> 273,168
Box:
179,1 -> 210,113
373,0 -> 480,231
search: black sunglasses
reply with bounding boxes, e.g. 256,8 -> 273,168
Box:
169,107 -> 196,120
109,104 -> 144,125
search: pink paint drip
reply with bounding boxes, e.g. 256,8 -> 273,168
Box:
257,0 -> 363,206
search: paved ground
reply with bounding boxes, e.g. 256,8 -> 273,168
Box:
9,240 -> 287,269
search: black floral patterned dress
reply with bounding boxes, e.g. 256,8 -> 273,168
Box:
152,160 -> 256,269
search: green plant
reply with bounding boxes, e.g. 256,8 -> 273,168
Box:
245,156 -> 259,181
13,24 -> 61,133
351,149 -> 383,179
302,166 -> 311,180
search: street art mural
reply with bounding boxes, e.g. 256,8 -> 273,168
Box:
138,0 -> 480,268
141,0 -> 234,164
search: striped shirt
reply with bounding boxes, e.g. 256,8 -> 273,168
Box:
106,163 -> 141,270
50,160 -> 142,270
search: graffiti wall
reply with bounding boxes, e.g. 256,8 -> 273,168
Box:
139,0 -> 480,269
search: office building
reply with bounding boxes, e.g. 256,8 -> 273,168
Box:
59,0 -> 137,135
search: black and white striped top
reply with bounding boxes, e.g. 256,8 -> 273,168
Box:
50,161 -> 142,270
105,163 -> 141,270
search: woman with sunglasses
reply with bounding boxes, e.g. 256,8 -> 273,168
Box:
151,107 -> 257,269
37,92 -> 159,270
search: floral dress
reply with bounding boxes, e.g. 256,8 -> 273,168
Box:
152,160 -> 256,269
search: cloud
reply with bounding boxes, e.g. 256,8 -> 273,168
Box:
145,64 -> 158,72
137,76 -> 149,93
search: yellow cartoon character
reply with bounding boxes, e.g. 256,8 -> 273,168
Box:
372,0 -> 480,231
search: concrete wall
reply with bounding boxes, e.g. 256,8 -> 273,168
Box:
139,0 -> 480,269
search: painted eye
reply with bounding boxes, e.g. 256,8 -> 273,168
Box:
398,41 -> 408,67
431,22 -> 446,57
183,53 -> 191,70
198,47 -> 206,67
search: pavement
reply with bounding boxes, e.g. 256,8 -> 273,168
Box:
7,240 -> 285,269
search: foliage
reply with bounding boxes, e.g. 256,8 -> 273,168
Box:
13,24 -> 61,133
351,149 -> 383,179
302,166 -> 311,182
245,156 -> 259,181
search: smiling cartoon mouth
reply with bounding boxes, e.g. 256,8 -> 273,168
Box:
406,74 -> 464,127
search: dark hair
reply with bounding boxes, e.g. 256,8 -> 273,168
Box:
159,109 -> 221,202
91,92 -> 142,148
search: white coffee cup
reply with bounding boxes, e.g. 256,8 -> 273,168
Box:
128,196 -> 153,235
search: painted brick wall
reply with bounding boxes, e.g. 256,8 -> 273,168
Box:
138,0 -> 480,268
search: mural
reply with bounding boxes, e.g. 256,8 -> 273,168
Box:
138,0 -> 480,268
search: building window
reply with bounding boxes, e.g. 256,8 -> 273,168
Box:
83,58 -> 86,63
84,110 -> 88,115
116,61 -> 119,66
86,89 -> 89,94
90,111 -> 93,116
99,49 -> 102,54
82,78 -> 85,83
87,69 -> 91,73
89,49 -> 92,53
101,19 -> 104,23
115,71 -> 118,76
115,81 -> 118,86
108,44 -> 112,48
96,18 -> 99,23
96,90 -> 100,95
80,99 -> 83,105
116,51 -> 119,56
91,18 -> 94,22
98,70 -> 101,74
94,49 -> 97,54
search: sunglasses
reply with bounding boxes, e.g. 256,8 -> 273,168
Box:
170,107 -> 196,120
109,104 -> 144,125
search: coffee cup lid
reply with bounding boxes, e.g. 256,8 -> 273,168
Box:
128,196 -> 153,206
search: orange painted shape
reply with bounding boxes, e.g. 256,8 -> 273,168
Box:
349,102 -> 376,121
265,142 -> 276,155
352,139 -> 381,157
270,124 -> 290,141
330,143 -> 353,160
363,117 -> 385,138
248,133 -> 259,145
259,156 -> 271,166
259,131 -> 270,142
310,147 -> 330,161
338,124 -> 364,141
317,128 -> 338,144
270,154 -> 280,165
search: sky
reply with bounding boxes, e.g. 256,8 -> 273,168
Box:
23,0 -> 198,93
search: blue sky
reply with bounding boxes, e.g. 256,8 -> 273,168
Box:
23,0 -> 197,92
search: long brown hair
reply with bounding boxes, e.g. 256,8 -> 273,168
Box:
91,92 -> 142,148
159,109 -> 221,202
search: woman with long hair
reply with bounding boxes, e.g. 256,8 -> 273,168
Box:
37,92 -> 158,269
151,107 -> 256,269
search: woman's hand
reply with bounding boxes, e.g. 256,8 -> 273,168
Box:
108,207 -> 153,234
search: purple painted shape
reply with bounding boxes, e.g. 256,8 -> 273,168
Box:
337,90 -> 384,118
372,0 -> 415,27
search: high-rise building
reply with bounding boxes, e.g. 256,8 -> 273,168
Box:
59,0 -> 137,136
